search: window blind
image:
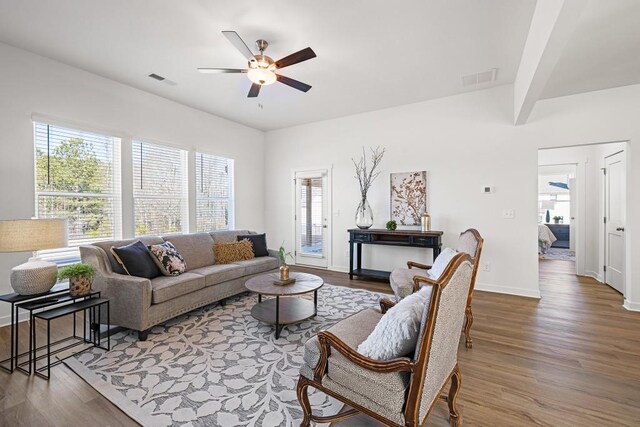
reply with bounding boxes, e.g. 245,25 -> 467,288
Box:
34,122 -> 121,259
195,152 -> 234,232
133,140 -> 188,236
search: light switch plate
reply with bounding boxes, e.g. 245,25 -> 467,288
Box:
503,209 -> 515,219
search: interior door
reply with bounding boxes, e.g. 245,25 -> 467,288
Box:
605,151 -> 625,294
294,170 -> 329,268
569,177 -> 576,253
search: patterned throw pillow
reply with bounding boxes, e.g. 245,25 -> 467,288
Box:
215,240 -> 255,264
148,241 -> 187,276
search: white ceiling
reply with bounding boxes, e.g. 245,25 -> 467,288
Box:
0,0 -> 536,130
541,0 -> 640,99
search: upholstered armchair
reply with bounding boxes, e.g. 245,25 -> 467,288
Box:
390,229 -> 483,348
297,253 -> 474,427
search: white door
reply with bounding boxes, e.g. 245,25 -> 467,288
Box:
294,170 -> 329,268
604,151 -> 625,294
569,178 -> 576,253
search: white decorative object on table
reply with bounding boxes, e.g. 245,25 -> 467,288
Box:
0,218 -> 68,295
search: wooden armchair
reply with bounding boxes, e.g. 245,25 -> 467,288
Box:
297,253 -> 475,427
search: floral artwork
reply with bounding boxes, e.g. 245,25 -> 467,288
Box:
390,171 -> 427,225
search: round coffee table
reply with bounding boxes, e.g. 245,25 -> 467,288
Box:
245,272 -> 323,339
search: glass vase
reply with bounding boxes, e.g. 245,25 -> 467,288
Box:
355,197 -> 374,229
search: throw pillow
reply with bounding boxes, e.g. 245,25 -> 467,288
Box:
215,240 -> 255,264
357,286 -> 433,360
110,241 -> 161,279
427,247 -> 457,280
148,241 -> 187,276
237,233 -> 268,257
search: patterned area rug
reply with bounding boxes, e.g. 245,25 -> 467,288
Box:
64,284 -> 385,427
539,248 -> 576,261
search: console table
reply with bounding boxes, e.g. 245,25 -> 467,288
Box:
348,229 -> 443,281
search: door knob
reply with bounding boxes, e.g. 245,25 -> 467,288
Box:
616,227 -> 625,232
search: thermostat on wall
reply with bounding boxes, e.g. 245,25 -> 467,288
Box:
482,186 -> 494,194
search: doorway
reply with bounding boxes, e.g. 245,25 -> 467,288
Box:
294,169 -> 330,268
604,150 -> 626,294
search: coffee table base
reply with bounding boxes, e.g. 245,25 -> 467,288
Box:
251,294 -> 318,339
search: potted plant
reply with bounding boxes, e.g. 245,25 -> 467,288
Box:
352,146 -> 385,229
385,220 -> 397,231
277,243 -> 294,281
58,263 -> 95,297
553,215 -> 563,224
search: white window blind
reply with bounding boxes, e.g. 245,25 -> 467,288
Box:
133,140 -> 188,236
196,152 -> 234,232
34,122 -> 121,262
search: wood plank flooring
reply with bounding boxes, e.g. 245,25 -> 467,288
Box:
0,260 -> 639,426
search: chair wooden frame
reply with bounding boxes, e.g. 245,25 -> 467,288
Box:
408,229 -> 483,348
297,253 -> 473,427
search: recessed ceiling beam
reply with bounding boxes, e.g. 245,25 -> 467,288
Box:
513,0 -> 587,125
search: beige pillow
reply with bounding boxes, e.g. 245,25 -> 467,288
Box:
214,239 -> 254,264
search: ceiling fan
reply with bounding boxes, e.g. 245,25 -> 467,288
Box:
198,31 -> 316,98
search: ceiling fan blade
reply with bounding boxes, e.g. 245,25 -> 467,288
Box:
248,83 -> 261,98
275,47 -> 316,69
276,74 -> 312,92
197,68 -> 247,74
222,31 -> 256,63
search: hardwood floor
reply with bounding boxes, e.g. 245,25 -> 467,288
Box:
1,260 -> 639,426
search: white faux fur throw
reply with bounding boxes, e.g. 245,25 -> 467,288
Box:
357,286 -> 432,360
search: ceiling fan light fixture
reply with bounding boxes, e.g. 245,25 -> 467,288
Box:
247,68 -> 276,85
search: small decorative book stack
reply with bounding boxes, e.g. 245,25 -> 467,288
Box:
273,277 -> 296,286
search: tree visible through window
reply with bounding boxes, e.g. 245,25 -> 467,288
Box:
196,152 -> 234,232
34,123 -> 120,246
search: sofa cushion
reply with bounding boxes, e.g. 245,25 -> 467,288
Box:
110,241 -> 161,279
188,264 -> 245,287
162,233 -> 215,270
151,272 -> 206,304
237,233 -> 268,257
215,240 -> 255,264
302,308 -> 410,397
148,241 -> 187,276
209,230 -> 250,243
94,236 -> 164,275
232,257 -> 279,276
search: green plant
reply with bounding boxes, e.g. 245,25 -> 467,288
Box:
57,263 -> 95,281
553,215 -> 563,221
277,242 -> 294,265
386,220 -> 397,231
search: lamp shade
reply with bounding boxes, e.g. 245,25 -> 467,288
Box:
0,219 -> 68,252
540,200 -> 555,210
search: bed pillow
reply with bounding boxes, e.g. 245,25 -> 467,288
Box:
236,233 -> 268,257
427,247 -> 457,280
215,240 -> 255,264
357,286 -> 432,360
148,241 -> 187,276
110,241 -> 161,279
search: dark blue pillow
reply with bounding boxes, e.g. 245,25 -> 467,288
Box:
111,241 -> 161,279
237,233 -> 268,257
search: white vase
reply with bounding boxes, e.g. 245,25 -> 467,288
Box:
355,197 -> 374,229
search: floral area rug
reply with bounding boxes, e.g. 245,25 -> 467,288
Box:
64,284 -> 385,426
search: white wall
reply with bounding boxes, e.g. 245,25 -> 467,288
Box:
264,83 -> 640,309
0,43 -> 265,322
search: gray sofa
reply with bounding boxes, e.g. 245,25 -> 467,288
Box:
80,230 -> 278,340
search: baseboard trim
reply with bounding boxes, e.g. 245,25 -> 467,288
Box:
474,282 -> 541,299
623,299 -> 640,312
583,271 -> 604,283
329,265 -> 349,273
0,312 -> 30,328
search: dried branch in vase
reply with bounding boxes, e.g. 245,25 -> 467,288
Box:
352,146 -> 385,200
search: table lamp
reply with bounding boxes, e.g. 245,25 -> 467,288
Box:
0,219 -> 68,295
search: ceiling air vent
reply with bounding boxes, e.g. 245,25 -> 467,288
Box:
148,73 -> 177,86
461,68 -> 498,87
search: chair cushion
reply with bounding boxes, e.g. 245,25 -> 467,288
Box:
148,241 -> 187,276
427,247 -> 456,280
215,240 -> 255,264
150,272 -> 205,304
188,264 -> 245,287
110,241 -> 161,279
390,267 -> 429,300
302,308 -> 410,397
232,257 -> 279,275
357,285 -> 433,360
237,233 -> 268,257
162,233 -> 216,270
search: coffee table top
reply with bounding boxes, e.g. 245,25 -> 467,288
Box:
245,272 -> 323,296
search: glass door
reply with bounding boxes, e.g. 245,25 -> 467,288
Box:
295,170 -> 328,268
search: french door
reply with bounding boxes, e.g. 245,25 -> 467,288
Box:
604,151 -> 625,294
294,170 -> 329,268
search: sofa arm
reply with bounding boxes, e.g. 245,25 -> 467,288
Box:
268,248 -> 280,261
81,245 -> 152,331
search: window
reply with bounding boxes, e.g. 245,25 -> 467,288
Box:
34,122 -> 121,260
133,140 -> 188,236
196,152 -> 234,232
